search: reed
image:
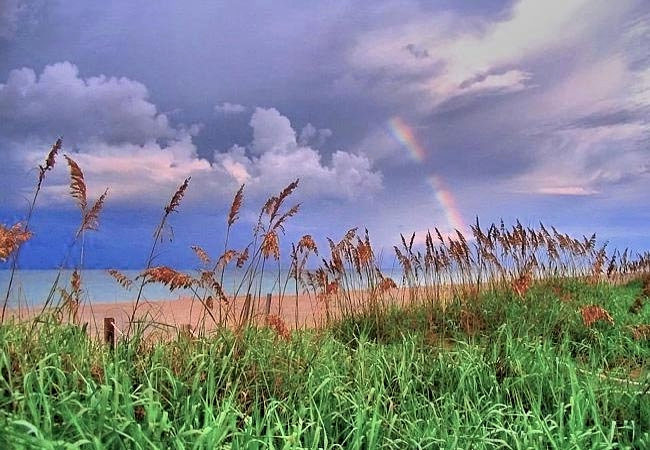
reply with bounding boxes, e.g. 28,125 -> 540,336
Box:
128,177 -> 190,334
1,138 -> 61,324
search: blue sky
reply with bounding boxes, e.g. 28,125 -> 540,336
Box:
1,0 -> 649,269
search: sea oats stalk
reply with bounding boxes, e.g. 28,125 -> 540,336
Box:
2,139 -> 61,324
129,177 -> 190,334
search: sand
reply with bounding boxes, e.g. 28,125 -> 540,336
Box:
6,290 -> 342,339
6,284 -> 462,339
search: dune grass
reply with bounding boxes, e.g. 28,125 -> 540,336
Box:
1,280 -> 649,449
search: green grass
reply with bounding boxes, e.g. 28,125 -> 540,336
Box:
1,280 -> 649,449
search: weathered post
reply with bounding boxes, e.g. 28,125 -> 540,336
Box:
104,317 -> 115,350
244,293 -> 252,323
181,323 -> 192,338
265,293 -> 272,316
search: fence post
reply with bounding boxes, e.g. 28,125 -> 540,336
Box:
181,323 -> 192,338
246,293 -> 253,321
104,317 -> 115,350
265,293 -> 272,316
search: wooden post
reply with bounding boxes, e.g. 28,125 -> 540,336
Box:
265,293 -> 272,316
104,317 -> 115,349
244,294 -> 252,322
181,323 -> 192,338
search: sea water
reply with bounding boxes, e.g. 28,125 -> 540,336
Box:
0,269 -> 294,306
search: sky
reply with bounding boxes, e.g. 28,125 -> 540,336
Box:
1,0 -> 649,269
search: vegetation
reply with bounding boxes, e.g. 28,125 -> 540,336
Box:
1,139 -> 649,448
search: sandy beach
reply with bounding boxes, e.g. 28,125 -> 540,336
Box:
8,283 -> 491,339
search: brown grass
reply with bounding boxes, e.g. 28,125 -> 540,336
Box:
0,223 -> 31,262
107,269 -> 133,290
164,177 -> 190,215
64,155 -> 87,212
38,138 -> 62,186
139,266 -> 194,291
228,184 -> 245,227
580,305 -> 614,327
7,144 -> 650,338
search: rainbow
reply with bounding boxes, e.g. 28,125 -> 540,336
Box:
387,117 -> 427,162
387,116 -> 468,235
428,175 -> 468,234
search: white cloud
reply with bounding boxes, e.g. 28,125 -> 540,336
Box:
13,135 -> 212,207
346,0 -> 631,110
213,107 -> 382,199
344,0 -> 649,202
249,107 -> 297,155
535,187 -> 599,196
532,57 -> 630,122
459,70 -> 532,95
298,123 -> 332,147
25,105 -> 383,207
214,102 -> 246,114
510,122 -> 649,196
0,62 -> 181,144
0,63 -> 381,207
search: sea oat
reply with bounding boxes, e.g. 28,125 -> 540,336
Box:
228,184 -> 245,226
273,203 -> 300,232
379,277 -> 397,293
217,249 -> 238,268
236,247 -> 249,268
38,138 -> 62,185
108,269 -> 133,290
297,235 -> 318,254
325,280 -> 339,295
165,177 -> 191,215
512,270 -> 532,298
64,155 -> 87,212
191,245 -> 211,265
261,231 -> 280,260
71,269 -> 81,297
0,223 -> 31,262
580,305 -> 614,327
199,270 -> 228,303
269,179 -> 299,220
79,188 -> 109,234
139,266 -> 193,291
266,314 -> 291,340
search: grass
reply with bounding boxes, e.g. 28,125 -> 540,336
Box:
1,139 -> 650,448
1,280 -> 649,449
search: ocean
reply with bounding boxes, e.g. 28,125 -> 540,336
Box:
0,269 -> 294,306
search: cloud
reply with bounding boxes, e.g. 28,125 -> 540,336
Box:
0,62 -> 382,208
0,62 -> 181,144
298,123 -> 332,147
404,43 -> 429,60
341,0 -> 649,200
535,187 -> 599,196
214,102 -> 246,114
0,133 -> 212,210
0,0 -> 23,40
19,106 -> 383,207
458,70 -> 532,95
345,0 -> 626,111
509,122 -> 649,196
213,107 -> 382,199
249,107 -> 297,155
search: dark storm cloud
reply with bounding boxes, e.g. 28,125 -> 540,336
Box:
404,43 -> 430,60
563,108 -> 650,130
0,0 -> 23,40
